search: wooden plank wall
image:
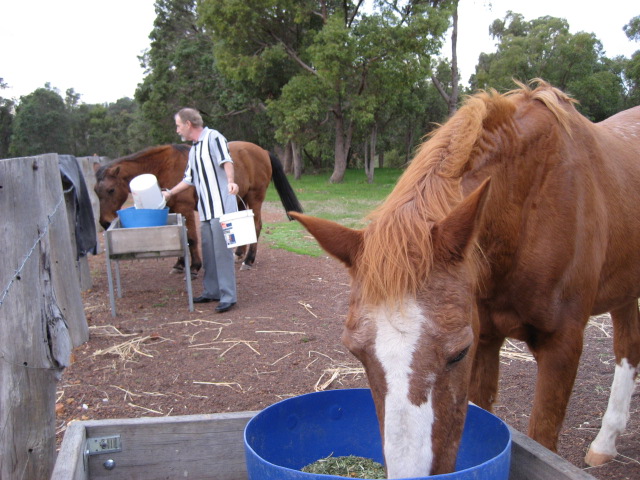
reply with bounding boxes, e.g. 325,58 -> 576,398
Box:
0,154 -> 88,479
52,413 -> 598,480
52,412 -> 257,480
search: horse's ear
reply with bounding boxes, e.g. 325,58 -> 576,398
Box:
289,212 -> 362,268
432,178 -> 491,264
113,166 -> 120,176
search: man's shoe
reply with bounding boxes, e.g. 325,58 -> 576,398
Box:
215,302 -> 236,313
193,295 -> 219,304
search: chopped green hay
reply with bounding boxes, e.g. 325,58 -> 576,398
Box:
302,455 -> 386,478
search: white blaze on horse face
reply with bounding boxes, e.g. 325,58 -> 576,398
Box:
373,300 -> 436,479
589,358 -> 638,458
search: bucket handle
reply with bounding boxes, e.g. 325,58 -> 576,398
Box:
237,195 -> 248,210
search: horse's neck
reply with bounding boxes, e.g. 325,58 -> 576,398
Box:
120,159 -> 162,180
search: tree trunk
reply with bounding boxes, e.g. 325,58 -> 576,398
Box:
432,0 -> 460,116
405,128 -> 416,164
365,124 -> 377,184
291,141 -> 303,180
448,3 -> 460,116
329,105 -> 352,183
283,141 -> 294,174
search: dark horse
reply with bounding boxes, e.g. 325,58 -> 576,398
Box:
291,80 -> 640,477
95,142 -> 303,276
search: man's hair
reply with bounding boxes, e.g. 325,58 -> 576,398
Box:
176,108 -> 203,128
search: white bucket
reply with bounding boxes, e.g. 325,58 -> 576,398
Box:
220,210 -> 257,248
129,174 -> 166,209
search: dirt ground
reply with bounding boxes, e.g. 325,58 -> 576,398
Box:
56,207 -> 640,479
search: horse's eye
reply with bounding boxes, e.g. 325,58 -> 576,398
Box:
448,346 -> 470,366
108,188 -> 115,195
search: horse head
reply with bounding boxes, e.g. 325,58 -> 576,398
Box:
289,179 -> 490,478
94,165 -> 130,230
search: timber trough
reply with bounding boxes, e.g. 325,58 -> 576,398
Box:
104,213 -> 193,316
52,403 -> 596,480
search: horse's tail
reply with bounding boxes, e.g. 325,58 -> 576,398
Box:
269,152 -> 303,220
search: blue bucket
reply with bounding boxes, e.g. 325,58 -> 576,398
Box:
117,207 -> 169,228
244,389 -> 511,480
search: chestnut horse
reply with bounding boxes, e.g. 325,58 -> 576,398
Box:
95,142 -> 303,275
292,80 -> 640,477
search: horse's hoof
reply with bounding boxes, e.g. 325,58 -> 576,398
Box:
585,449 -> 615,466
240,263 -> 252,271
170,267 -> 185,274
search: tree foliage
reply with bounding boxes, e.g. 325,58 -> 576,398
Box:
9,86 -> 72,157
2,5 -> 638,169
135,0 -> 264,146
199,0 -> 453,182
470,12 -> 630,120
623,15 -> 640,107
0,78 -> 13,159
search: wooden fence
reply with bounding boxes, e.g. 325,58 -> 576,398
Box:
1,154 -> 91,479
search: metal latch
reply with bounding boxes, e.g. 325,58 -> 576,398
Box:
85,435 -> 122,455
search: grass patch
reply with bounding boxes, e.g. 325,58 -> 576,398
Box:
263,168 -> 403,256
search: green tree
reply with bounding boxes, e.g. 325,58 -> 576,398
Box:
136,0 -> 259,145
200,0 -> 453,182
623,15 -> 640,107
68,98 -> 147,158
9,85 -> 71,157
471,12 -> 626,121
0,78 -> 13,159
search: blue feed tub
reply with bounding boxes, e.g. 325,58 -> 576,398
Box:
117,207 -> 169,228
244,388 -> 511,480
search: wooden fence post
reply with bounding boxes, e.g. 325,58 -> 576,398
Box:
0,154 -> 87,479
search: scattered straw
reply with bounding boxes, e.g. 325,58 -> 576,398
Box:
93,336 -> 158,362
256,330 -> 306,335
271,352 -> 294,366
309,350 -> 336,362
219,339 -> 260,357
316,365 -> 365,391
165,319 -> 232,327
89,325 -> 137,337
127,402 -> 163,415
499,339 -> 534,362
587,315 -> 613,338
193,381 -> 243,392
298,301 -> 318,318
110,385 -> 141,401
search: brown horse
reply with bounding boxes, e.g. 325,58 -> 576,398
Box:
291,80 -> 640,477
95,142 -> 303,276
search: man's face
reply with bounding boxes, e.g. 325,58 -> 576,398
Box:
175,116 -> 192,142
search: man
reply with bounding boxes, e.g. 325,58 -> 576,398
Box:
162,108 -> 238,313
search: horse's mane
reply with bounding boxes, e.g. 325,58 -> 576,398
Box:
357,79 -> 578,305
95,144 -> 190,181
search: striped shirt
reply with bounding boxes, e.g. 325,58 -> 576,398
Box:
183,128 -> 238,221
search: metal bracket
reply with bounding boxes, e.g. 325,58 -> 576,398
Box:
85,435 -> 122,455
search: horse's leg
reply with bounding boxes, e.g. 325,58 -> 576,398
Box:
469,309 -> 505,410
234,245 -> 247,263
585,302 -> 640,466
186,210 -> 202,277
239,199 -> 264,270
527,323 -> 585,451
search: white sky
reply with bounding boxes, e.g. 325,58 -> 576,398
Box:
0,1 -> 637,105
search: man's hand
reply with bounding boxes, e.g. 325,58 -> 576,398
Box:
228,182 -> 239,195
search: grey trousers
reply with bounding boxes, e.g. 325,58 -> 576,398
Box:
200,219 -> 237,303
